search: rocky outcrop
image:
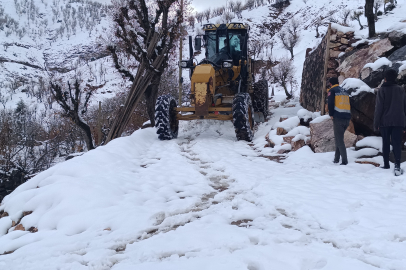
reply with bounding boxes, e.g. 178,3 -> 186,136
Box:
387,31 -> 406,49
337,39 -> 394,83
350,91 -> 377,136
310,118 -> 357,153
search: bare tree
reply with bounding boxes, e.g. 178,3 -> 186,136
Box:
50,80 -> 95,151
339,9 -> 351,26
105,0 -> 182,142
204,8 -> 211,22
351,10 -> 364,30
187,15 -> 195,28
365,0 -> 376,37
374,0 -> 383,20
270,58 -> 296,99
278,19 -> 300,59
314,11 -> 334,38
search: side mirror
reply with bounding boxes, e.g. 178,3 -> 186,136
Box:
195,37 -> 202,51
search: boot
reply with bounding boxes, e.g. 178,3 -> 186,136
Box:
394,163 -> 403,176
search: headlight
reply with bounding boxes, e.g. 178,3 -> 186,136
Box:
222,61 -> 233,68
180,61 -> 188,68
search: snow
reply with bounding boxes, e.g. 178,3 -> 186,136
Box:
341,78 -> 374,96
310,115 -> 330,124
273,116 -> 300,132
398,60 -> 406,73
363,57 -> 392,71
331,23 -> 355,33
285,126 -> 310,137
356,136 -> 383,152
2,99 -> 406,269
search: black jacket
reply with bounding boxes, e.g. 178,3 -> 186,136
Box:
328,85 -> 351,119
374,82 -> 406,131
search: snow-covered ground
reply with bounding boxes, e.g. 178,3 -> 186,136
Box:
1,100 -> 406,270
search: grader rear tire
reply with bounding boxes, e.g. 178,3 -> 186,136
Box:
253,79 -> 269,120
232,93 -> 255,142
154,95 -> 179,140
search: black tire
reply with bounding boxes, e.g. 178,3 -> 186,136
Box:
253,79 -> 269,120
155,95 -> 179,140
232,93 -> 255,142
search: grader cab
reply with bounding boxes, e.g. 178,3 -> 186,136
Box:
154,23 -> 269,141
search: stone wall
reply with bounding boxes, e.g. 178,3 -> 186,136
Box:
300,29 -> 329,112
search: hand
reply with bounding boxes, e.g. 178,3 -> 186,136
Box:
330,116 -> 333,120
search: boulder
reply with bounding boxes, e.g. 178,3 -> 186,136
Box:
388,31 -> 406,49
292,139 -> 306,151
341,38 -> 349,44
310,118 -> 357,153
360,66 -> 388,88
350,91 -> 377,136
337,38 -> 394,79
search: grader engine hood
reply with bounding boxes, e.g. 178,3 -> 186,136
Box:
191,64 -> 216,117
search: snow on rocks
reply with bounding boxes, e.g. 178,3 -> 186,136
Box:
341,78 -> 374,96
363,57 -> 392,71
356,136 -> 384,152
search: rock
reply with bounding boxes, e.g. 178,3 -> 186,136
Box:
279,116 -> 288,122
28,227 -> 38,233
337,31 -> 344,37
0,212 -> 8,218
345,47 -> 354,53
330,50 -> 342,58
310,118 -> 357,153
350,91 -> 377,136
277,127 -> 288,135
291,139 -> 306,151
300,118 -> 312,127
388,31 -> 406,48
337,38 -> 394,80
15,224 -> 25,231
283,136 -> 295,144
355,161 -> 380,167
265,134 -> 275,148
361,66 -> 388,88
330,34 -> 337,41
341,38 -> 349,44
339,45 -> 348,51
329,42 -> 341,48
277,149 -> 290,154
356,135 -> 365,143
347,120 -> 355,134
388,44 -> 406,63
328,59 -> 339,69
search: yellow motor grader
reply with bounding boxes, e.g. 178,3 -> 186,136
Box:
155,22 -> 269,141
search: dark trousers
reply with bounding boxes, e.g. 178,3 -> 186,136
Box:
333,118 -> 350,163
380,126 -> 403,167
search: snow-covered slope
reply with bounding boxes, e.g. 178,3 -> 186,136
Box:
1,99 -> 406,269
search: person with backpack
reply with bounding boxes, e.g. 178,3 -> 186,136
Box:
328,77 -> 351,165
374,69 -> 406,176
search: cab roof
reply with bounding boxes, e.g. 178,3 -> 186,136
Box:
203,23 -> 249,31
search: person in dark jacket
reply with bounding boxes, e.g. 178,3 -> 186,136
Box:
374,69 -> 406,176
328,77 -> 351,165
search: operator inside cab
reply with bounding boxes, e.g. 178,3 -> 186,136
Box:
207,33 -> 242,66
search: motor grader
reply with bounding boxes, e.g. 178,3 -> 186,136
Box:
154,22 -> 269,141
